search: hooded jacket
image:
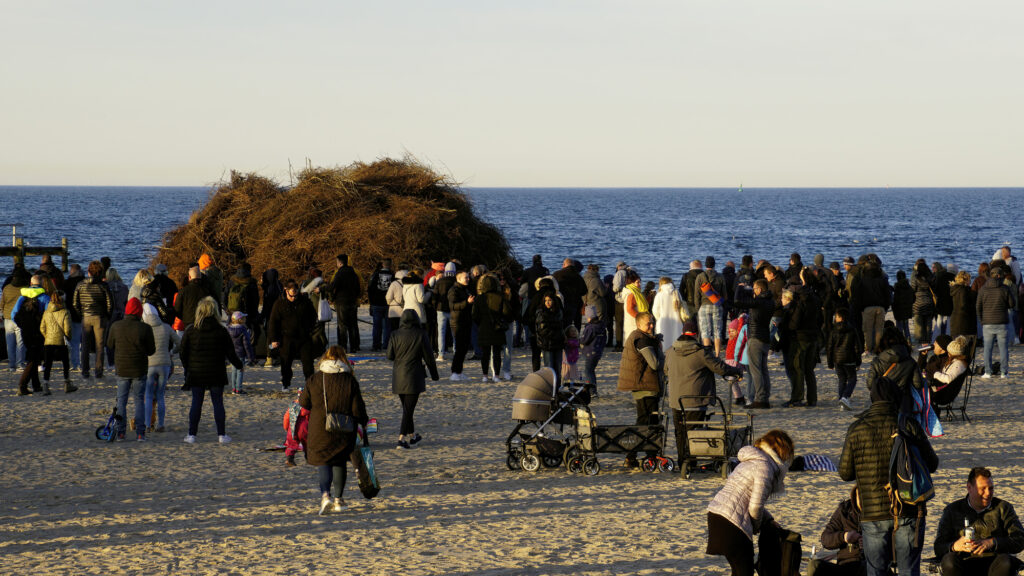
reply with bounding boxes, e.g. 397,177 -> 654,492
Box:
386,310 -> 439,395
666,336 -> 740,410
368,267 -> 395,307
174,278 -> 211,327
386,271 -> 408,319
582,268 -> 608,323
820,491 -> 864,565
892,278 -> 915,321
401,274 -> 430,325
448,279 -> 474,330
12,286 -> 50,319
552,265 -> 586,322
260,268 -> 282,322
865,344 -> 922,406
143,304 -> 178,367
298,359 -> 368,465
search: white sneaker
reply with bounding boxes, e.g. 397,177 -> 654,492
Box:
332,497 -> 347,513
501,371 -> 512,381
1001,373 -> 1009,379
218,435 -> 232,444
318,494 -> 333,516
839,397 -> 853,411
481,375 -> 491,383
982,373 -> 993,379
436,353 -> 445,362
183,435 -> 197,444
449,372 -> 463,382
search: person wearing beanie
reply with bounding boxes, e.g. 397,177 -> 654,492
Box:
814,253 -> 825,268
197,253 -> 225,308
106,297 -> 156,441
368,259 -> 396,351
151,262 -> 179,310
431,262 -> 457,360
579,304 -> 607,396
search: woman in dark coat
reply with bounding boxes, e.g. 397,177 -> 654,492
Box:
949,270 -> 977,337
472,274 -> 513,382
386,310 -> 438,449
299,345 -> 368,515
910,259 -> 935,345
14,297 -> 44,396
180,297 -> 242,444
534,293 -> 566,382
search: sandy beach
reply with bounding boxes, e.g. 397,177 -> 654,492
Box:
2,311 -> 1022,575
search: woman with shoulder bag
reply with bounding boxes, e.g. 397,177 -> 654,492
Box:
299,345 -> 368,515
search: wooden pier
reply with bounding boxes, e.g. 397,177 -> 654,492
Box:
0,224 -> 70,272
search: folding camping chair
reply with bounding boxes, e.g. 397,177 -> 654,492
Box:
935,334 -> 977,423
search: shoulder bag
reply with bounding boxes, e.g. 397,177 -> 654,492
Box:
322,374 -> 355,433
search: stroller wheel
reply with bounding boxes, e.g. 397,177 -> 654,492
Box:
506,453 -> 521,471
521,454 -> 541,472
583,458 -> 600,476
568,456 -> 585,474
641,459 -> 656,473
659,457 -> 676,473
542,455 -> 562,468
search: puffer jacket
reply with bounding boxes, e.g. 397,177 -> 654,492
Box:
401,274 -> 430,325
180,316 -> 242,389
534,300 -> 566,350
707,445 -> 785,540
386,271 -> 408,319
40,305 -> 71,346
839,400 -> 938,521
977,279 -> 1015,326
12,286 -> 50,319
74,278 -> 112,319
666,336 -> 740,410
911,271 -> 935,316
865,344 -> 922,405
827,321 -> 862,367
617,330 -> 663,393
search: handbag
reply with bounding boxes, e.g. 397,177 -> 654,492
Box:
317,297 -> 332,322
322,374 -> 354,433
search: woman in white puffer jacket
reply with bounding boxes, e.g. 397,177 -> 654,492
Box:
706,429 -> 794,576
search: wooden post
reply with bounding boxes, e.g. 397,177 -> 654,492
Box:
61,238 -> 68,272
13,237 -> 24,267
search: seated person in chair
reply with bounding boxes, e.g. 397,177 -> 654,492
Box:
925,335 -> 970,407
935,467 -> 1024,576
809,487 -> 868,576
918,334 -> 952,374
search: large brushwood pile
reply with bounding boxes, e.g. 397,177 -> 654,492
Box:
154,158 -> 515,287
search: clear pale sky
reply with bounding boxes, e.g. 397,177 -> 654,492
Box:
2,1 -> 1021,187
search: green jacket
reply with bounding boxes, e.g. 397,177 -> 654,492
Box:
935,497 -> 1024,558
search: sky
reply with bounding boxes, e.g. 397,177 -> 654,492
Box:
2,1 -> 1022,187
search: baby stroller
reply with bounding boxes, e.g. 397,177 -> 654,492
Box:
506,368 -> 591,472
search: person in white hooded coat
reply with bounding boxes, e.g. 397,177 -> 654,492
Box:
651,278 -> 683,352
142,303 -> 178,433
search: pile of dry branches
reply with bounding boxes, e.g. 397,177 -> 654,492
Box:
153,157 -> 515,287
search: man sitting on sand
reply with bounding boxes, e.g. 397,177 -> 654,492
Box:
935,467 -> 1024,576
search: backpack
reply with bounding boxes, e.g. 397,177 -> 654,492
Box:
227,282 -> 246,312
887,414 -> 935,512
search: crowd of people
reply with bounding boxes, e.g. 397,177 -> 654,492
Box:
3,245 -> 1024,563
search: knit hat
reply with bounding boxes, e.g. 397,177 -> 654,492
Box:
813,253 -> 825,267
947,336 -> 967,357
705,256 -> 715,269
682,321 -> 698,336
154,263 -> 168,275
444,262 -> 457,277
727,317 -> 744,333
125,297 -> 143,317
198,254 -> 213,270
584,306 -> 597,322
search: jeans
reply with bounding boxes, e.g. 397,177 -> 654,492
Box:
983,323 -> 1009,375
230,366 -> 244,390
116,377 -> 147,433
861,516 -> 923,576
933,314 -> 950,339
747,338 -> 771,403
69,321 -> 82,370
542,348 -> 563,384
370,305 -> 388,350
189,385 -> 226,436
4,318 -> 23,368
145,365 -> 170,428
836,364 -> 857,399
500,326 -> 513,375
583,344 -> 605,388
862,305 -> 885,353
436,311 -> 451,354
896,318 -> 911,343
318,463 -> 347,498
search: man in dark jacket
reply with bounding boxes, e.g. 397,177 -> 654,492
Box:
665,321 -> 741,462
839,370 -> 938,576
931,262 -> 956,337
106,298 -> 156,440
827,308 -> 863,411
367,259 -> 395,351
328,254 -> 362,353
855,261 -> 891,355
977,268 -> 1015,378
732,279 -> 775,408
447,271 -> 474,381
680,260 -> 703,317
63,263 -> 86,372
175,267 -> 211,329
151,263 -> 179,309
432,263 -> 457,359
520,255 -> 549,302
552,258 -> 586,330
785,284 -> 821,407
935,467 -> 1024,576
786,253 -> 804,284
73,260 -> 113,379
268,281 -> 317,390
812,487 -> 866,575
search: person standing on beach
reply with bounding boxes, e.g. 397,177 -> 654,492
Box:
611,261 -> 628,350
695,257 -> 727,357
680,260 -> 703,319
268,280 -> 317,390
552,258 -> 586,330
175,266 -> 211,330
328,254 -> 362,353
732,279 -> 775,409
387,310 -> 439,449
63,264 -> 85,373
106,297 -> 155,441
617,311 -> 663,469
298,345 -> 367,515
621,270 -> 647,339
197,254 -> 224,307
181,297 -> 242,444
260,267 -> 283,366
839,368 -> 937,576
73,261 -> 113,380
367,259 -> 395,351
447,270 -> 474,381
911,260 -> 936,345
40,291 -> 76,394
784,273 -> 821,408
977,265 -> 1015,378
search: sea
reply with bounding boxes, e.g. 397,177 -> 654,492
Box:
0,186 -> 1021,282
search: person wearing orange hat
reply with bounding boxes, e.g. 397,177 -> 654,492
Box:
106,297 -> 156,441
198,253 -> 224,307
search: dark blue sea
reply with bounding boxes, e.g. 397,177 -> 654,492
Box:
0,186 -> 1021,281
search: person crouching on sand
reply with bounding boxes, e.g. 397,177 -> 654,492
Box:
298,345 -> 368,515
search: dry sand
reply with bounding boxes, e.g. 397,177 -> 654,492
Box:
2,314 -> 1022,575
